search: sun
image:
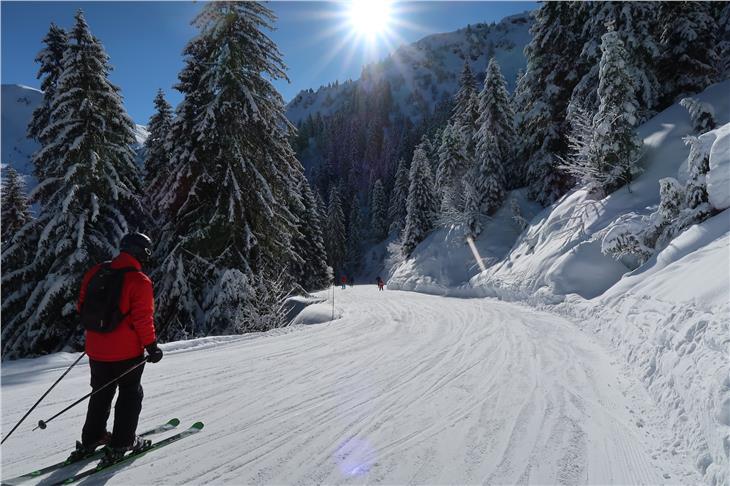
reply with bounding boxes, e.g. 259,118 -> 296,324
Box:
349,0 -> 392,39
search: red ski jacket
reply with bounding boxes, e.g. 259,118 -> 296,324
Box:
78,252 -> 156,362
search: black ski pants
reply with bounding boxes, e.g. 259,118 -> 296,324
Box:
82,355 -> 145,448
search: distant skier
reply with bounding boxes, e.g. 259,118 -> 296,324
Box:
349,276 -> 355,287
341,275 -> 347,289
376,276 -> 385,291
69,233 -> 164,467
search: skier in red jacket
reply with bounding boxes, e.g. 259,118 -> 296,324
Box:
68,233 -> 163,466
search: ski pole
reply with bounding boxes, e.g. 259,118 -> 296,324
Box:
33,358 -> 148,431
2,352 -> 87,445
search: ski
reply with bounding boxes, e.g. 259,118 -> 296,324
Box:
54,422 -> 204,485
0,418 -> 180,486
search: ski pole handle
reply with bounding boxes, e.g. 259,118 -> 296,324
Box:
1,352 -> 86,445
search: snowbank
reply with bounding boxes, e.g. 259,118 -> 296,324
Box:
708,122 -> 730,211
556,210 -> 730,485
388,188 -> 541,293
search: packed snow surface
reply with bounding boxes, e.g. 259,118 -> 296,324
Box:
1,287 -> 699,484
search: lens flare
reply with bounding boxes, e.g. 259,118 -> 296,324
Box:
349,0 -> 392,39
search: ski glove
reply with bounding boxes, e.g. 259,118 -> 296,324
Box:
145,342 -> 163,363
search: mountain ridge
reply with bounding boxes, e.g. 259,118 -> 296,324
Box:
285,11 -> 533,126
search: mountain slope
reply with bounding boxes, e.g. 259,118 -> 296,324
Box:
285,12 -> 532,125
1,84 -> 42,185
1,84 -> 148,189
0,287 -> 698,484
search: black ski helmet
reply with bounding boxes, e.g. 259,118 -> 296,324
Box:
119,232 -> 153,263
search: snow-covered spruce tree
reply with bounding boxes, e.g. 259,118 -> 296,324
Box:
153,2 -> 303,339
325,186 -> 346,276
345,195 -> 364,277
569,2 -> 661,123
679,97 -> 717,134
402,146 -> 437,256
27,23 -> 68,145
388,157 -> 409,234
519,2 -> 582,205
289,174 -> 330,292
682,135 -> 712,216
370,178 -> 388,240
435,122 -> 466,218
718,3 -> 730,79
658,1 -> 719,105
474,57 -> 515,189
313,189 -> 327,223
451,62 -> 479,170
1,11 -> 146,358
143,89 -> 173,208
465,131 -> 505,237
587,25 -> 642,195
1,167 -> 32,244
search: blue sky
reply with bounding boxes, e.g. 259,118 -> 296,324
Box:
1,1 -> 536,124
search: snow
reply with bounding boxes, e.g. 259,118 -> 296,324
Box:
388,80 -> 730,484
707,122 -> 730,210
0,287 -> 700,484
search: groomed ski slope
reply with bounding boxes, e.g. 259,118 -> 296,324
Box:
1,287 -> 698,484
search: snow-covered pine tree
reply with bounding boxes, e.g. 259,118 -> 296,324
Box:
474,57 -> 515,188
569,2 -> 661,123
27,23 -> 67,146
683,135 -> 712,216
153,2 -> 303,339
143,89 -> 173,211
388,157 -> 409,234
313,189 -> 327,222
1,167 -> 32,244
511,69 -> 529,186
402,146 -> 437,256
451,62 -> 480,171
289,174 -> 330,292
519,2 -> 582,205
370,178 -> 388,240
658,1 -> 719,105
435,122 -> 466,217
718,3 -> 730,79
345,195 -> 364,277
325,186 -> 347,276
465,130 -> 505,237
1,11 -> 146,358
587,24 -> 642,195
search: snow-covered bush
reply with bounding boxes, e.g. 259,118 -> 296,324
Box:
602,135 -> 715,266
384,239 -> 405,280
680,97 -> 716,134
510,198 -> 529,231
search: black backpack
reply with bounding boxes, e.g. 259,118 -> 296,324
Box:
79,263 -> 138,333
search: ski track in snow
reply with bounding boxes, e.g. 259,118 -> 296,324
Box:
1,287 -> 693,484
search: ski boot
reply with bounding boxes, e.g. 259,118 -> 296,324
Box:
97,436 -> 152,468
66,431 -> 112,463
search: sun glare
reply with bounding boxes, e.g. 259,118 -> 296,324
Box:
349,0 -> 392,39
